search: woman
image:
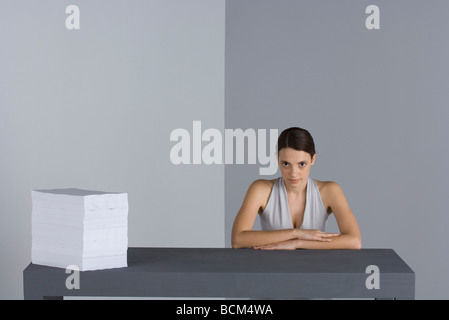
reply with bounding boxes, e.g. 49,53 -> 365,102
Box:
231,127 -> 361,250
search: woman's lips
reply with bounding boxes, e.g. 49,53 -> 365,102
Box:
289,179 -> 300,184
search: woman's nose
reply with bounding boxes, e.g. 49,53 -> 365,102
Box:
290,166 -> 300,176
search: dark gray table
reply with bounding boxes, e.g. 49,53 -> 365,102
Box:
23,248 -> 415,300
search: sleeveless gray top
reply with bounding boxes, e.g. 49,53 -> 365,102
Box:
260,177 -> 328,231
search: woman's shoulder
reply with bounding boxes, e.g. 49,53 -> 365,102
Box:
250,178 -> 278,190
314,179 -> 345,200
248,179 -> 278,214
313,180 -> 344,212
314,179 -> 338,188
314,179 -> 341,191
246,178 -> 277,199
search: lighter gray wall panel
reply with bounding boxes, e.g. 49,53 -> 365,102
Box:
0,0 -> 225,299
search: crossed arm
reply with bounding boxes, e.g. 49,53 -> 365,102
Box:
231,180 -> 361,250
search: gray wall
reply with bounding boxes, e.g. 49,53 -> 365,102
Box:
1,0 -> 448,300
225,0 -> 449,299
0,0 -> 225,299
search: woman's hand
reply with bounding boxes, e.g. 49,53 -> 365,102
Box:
253,239 -> 298,250
295,229 -> 340,242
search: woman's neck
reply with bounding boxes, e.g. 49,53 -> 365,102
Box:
284,178 -> 308,196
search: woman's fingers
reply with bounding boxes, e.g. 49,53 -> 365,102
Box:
253,245 -> 274,250
254,231 -> 341,248
299,229 -> 340,241
320,232 -> 340,237
315,232 -> 340,241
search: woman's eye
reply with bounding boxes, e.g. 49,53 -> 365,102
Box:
282,162 -> 289,167
299,162 -> 306,167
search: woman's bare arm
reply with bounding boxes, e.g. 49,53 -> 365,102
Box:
319,181 -> 361,249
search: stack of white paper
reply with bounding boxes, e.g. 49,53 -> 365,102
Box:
31,188 -> 128,271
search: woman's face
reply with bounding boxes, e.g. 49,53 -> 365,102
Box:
278,148 -> 316,189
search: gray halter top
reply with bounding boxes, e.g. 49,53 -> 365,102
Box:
260,177 -> 328,231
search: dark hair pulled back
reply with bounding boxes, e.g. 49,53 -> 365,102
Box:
277,127 -> 316,158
